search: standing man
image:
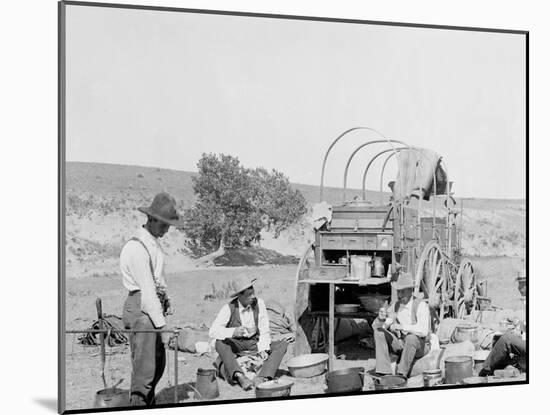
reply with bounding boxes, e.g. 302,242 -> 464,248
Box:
120,192 -> 184,406
209,276 -> 288,391
372,272 -> 431,377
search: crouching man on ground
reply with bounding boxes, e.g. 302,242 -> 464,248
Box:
478,271 -> 527,377
209,276 -> 288,390
372,272 -> 431,378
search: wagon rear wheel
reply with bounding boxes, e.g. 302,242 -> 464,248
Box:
415,241 -> 457,331
454,259 -> 479,320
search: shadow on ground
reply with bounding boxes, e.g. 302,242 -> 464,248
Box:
155,382 -> 197,404
34,398 -> 57,413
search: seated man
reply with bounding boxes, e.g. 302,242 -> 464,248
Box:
209,276 -> 288,391
372,272 -> 431,378
478,271 -> 526,376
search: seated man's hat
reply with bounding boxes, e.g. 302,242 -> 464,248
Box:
391,272 -> 416,291
231,276 -> 257,298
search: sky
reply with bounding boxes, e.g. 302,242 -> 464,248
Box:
65,5 -> 526,199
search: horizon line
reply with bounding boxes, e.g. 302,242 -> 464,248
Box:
66,159 -> 527,202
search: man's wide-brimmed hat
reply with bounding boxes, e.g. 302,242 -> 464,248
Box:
138,192 -> 185,228
391,272 -> 416,290
231,276 -> 257,298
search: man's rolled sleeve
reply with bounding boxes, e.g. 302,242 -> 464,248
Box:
209,304 -> 237,340
401,301 -> 429,337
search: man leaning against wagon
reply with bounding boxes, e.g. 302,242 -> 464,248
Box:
372,272 -> 431,378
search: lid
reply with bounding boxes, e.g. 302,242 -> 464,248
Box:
256,379 -> 294,390
423,369 -> 442,375
445,355 -> 473,363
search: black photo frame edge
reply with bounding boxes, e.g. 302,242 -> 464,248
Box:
57,1 -> 529,413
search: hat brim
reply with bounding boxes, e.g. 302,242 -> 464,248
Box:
138,207 -> 186,228
231,279 -> 257,298
391,282 -> 416,290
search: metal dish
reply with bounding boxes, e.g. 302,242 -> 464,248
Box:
335,304 -> 360,314
357,294 -> 389,314
286,353 -> 329,378
374,375 -> 407,390
255,379 -> 294,398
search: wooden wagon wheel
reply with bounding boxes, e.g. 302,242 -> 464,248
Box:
294,244 -> 316,355
415,241 -> 458,330
454,259 -> 479,320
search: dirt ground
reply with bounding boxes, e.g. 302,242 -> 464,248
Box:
64,257 -> 526,411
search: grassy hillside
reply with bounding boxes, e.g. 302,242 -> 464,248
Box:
64,162 -> 526,278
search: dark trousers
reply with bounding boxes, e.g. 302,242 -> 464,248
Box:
374,328 -> 429,377
122,292 -> 166,406
482,332 -> 526,374
215,338 -> 288,383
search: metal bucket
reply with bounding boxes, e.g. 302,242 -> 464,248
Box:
351,256 -> 371,281
93,388 -> 129,408
423,369 -> 443,387
452,325 -> 481,348
195,368 -> 219,400
374,375 -> 407,390
444,356 -> 473,384
326,367 -> 365,393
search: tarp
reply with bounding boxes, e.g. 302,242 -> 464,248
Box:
310,201 -> 333,230
390,148 -> 448,201
266,299 -> 296,343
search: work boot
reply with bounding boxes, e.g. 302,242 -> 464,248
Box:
234,372 -> 253,391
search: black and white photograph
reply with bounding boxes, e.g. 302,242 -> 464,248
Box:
58,1 -> 527,413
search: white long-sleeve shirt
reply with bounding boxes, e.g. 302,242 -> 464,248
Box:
209,298 -> 271,352
380,298 -> 430,338
120,227 -> 167,328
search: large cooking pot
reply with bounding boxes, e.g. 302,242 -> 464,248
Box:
326,367 -> 365,393
444,356 -> 473,384
255,379 -> 293,398
374,375 -> 407,390
93,388 -> 129,408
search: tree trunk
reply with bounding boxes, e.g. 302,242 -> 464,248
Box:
196,228 -> 226,266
